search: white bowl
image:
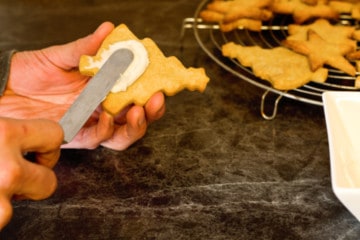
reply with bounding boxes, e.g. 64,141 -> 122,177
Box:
323,91 -> 360,221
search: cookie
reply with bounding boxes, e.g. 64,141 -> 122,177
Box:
79,24 -> 210,115
199,9 -> 224,22
282,29 -> 356,76
206,0 -> 273,22
329,0 -> 354,13
287,19 -> 356,49
271,0 -> 339,23
222,42 -> 328,90
200,0 -> 273,31
301,0 -> 319,5
220,18 -> 263,32
351,3 -> 360,19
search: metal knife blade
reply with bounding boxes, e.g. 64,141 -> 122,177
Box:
59,48 -> 134,143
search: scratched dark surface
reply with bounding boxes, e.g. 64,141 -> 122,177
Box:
0,0 -> 359,239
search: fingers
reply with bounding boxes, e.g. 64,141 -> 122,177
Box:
67,106 -> 147,151
1,154 -> 58,200
0,118 -> 62,230
16,160 -> 58,200
19,119 -> 63,168
100,92 -> 165,150
64,92 -> 165,150
62,111 -> 115,149
112,92 -> 165,125
101,106 -> 147,150
0,152 -> 58,230
34,150 -> 62,169
0,118 -> 62,196
0,118 -> 64,167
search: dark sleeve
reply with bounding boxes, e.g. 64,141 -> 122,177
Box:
0,50 -> 16,96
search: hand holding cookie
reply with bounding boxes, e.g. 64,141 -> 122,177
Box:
79,24 -> 209,116
0,22 -> 168,151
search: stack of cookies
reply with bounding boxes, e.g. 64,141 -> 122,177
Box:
200,0 -> 360,90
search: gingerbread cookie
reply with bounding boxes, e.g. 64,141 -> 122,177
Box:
79,24 -> 210,115
222,42 -> 328,90
282,29 -> 356,76
286,19 -> 356,49
200,0 -> 273,32
205,0 -> 273,22
271,0 -> 339,23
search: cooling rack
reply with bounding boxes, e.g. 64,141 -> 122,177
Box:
182,0 -> 360,119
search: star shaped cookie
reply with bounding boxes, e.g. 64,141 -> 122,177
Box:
287,19 -> 356,49
282,29 -> 356,76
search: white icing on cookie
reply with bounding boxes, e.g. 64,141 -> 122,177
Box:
85,40 -> 149,93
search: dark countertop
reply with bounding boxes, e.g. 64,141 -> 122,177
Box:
1,1 -> 359,239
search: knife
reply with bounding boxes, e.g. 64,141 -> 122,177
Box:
59,48 -> 134,143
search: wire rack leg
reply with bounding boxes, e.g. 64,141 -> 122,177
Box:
260,90 -> 283,120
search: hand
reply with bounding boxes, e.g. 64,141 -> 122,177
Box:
0,22 -> 165,150
0,117 -> 63,229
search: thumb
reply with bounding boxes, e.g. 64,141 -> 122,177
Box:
44,21 -> 115,69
